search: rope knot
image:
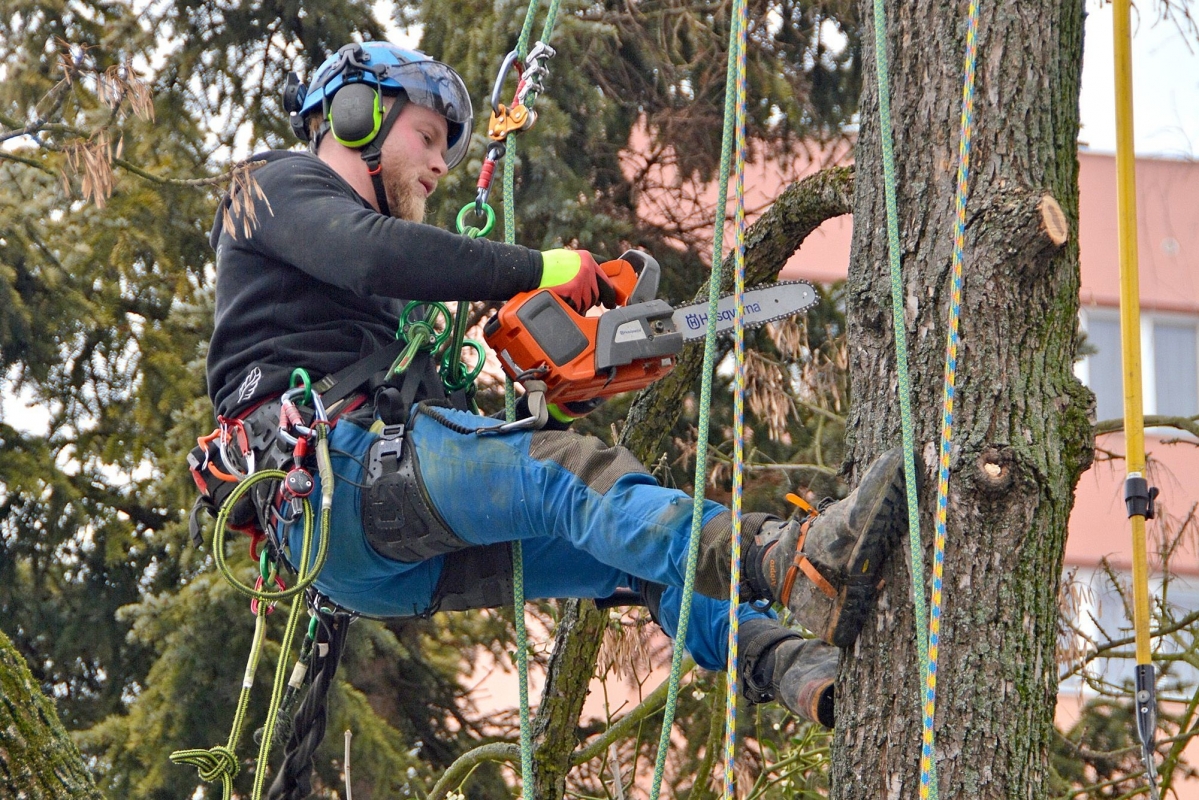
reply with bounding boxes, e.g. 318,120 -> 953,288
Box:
170,744 -> 240,784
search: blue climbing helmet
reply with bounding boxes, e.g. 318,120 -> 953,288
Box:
291,41 -> 474,170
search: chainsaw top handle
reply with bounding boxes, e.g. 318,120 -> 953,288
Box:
600,249 -> 660,308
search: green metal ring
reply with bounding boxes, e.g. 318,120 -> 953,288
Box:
456,203 -> 495,237
441,339 -> 487,392
398,301 -> 452,349
289,368 -> 313,405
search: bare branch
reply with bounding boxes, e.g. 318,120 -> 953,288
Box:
1094,415 -> 1199,438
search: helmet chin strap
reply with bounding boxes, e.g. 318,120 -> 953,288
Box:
358,93 -> 408,217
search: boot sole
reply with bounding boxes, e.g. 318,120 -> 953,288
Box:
828,453 -> 907,648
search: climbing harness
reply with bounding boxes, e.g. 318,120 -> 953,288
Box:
1111,1 -> 1161,795
173,372 -> 337,800
178,305 -> 486,798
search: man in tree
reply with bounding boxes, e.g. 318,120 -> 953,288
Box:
202,39 -> 908,729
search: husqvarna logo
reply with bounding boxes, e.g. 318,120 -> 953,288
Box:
683,301 -> 762,331
236,367 -> 262,404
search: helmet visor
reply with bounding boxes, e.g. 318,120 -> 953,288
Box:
381,60 -> 474,169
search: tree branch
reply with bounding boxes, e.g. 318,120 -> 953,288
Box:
1059,608 -> 1199,681
531,599 -> 609,798
428,657 -> 696,799
0,151 -> 57,176
620,165 -> 854,461
0,78 -> 73,144
1094,415 -> 1199,438
570,657 -> 696,764
428,742 -> 520,800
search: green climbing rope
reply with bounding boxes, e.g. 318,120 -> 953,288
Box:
171,422 -> 335,800
871,0 -> 980,795
495,0 -> 564,792
869,0 -> 940,792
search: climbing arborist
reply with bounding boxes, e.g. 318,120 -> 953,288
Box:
200,39 -> 909,730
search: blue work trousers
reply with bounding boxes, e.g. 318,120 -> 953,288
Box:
282,406 -> 772,671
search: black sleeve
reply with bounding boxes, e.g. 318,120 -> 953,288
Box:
241,154 -> 543,301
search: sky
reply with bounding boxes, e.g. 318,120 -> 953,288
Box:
1079,1 -> 1199,157
2,2 -> 1198,431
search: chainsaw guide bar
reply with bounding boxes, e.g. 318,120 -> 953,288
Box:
670,281 -> 818,343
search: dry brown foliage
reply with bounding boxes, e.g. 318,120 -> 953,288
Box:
220,160 -> 274,239
595,607 -> 660,685
744,350 -> 792,444
61,131 -> 118,208
97,59 -> 155,122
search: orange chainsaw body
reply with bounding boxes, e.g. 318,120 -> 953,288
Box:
483,252 -> 683,405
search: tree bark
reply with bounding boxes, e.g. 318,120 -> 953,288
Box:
836,1 -> 1092,798
0,628 -> 104,799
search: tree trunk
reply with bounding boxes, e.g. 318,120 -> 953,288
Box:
0,628 -> 104,799
836,1 -> 1092,797
531,599 -> 608,799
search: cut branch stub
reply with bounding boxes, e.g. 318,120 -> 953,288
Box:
1038,195 -> 1069,246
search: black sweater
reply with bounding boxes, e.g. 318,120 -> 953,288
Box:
206,151 -> 542,417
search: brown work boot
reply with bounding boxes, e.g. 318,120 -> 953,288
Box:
745,448 -> 906,647
740,618 -> 836,727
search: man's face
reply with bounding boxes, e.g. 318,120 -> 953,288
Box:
379,101 -> 450,222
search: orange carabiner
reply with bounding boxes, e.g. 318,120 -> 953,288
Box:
785,492 -> 819,517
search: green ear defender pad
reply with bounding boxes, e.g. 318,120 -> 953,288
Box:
328,82 -> 383,148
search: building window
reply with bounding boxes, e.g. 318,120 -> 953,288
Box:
1079,310 -> 1199,423
1083,315 -> 1124,422
1154,320 -> 1198,417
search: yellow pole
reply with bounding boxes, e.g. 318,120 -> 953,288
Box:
1113,0 -> 1152,664
1112,1 -> 1158,793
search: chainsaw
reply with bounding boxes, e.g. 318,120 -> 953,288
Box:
482,250 -> 818,408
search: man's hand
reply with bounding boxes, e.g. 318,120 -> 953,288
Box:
539,249 -> 617,311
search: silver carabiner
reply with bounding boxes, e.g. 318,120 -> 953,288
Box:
217,419 -> 255,479
489,50 -> 522,116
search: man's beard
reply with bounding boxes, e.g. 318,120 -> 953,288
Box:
386,176 -> 427,222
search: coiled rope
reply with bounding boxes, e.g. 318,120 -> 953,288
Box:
171,422 -> 335,800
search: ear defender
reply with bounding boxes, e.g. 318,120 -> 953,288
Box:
327,82 -> 383,148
